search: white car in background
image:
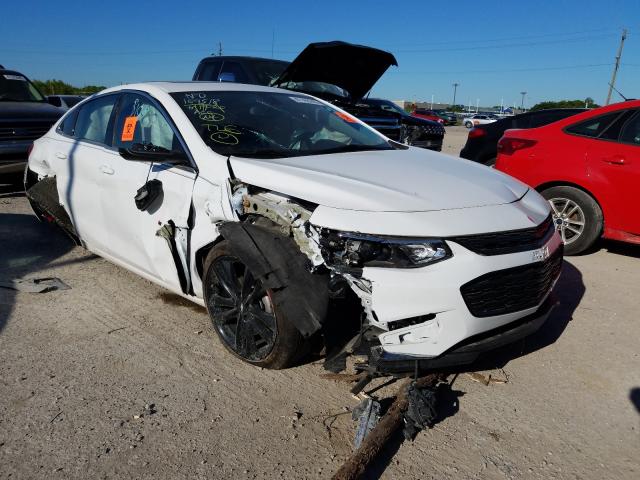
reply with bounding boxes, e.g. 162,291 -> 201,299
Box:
24,82 -> 562,373
463,113 -> 499,128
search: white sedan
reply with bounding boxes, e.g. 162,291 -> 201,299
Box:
25,82 -> 562,372
463,114 -> 499,128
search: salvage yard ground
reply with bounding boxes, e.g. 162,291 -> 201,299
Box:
0,127 -> 638,479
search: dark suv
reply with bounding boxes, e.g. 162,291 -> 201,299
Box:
0,68 -> 63,174
459,108 -> 586,166
193,42 -> 444,151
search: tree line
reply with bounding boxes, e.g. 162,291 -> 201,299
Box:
32,79 -> 106,96
530,98 -> 598,111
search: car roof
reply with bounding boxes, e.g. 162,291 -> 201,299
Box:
99,81 -> 293,97
198,55 -> 289,64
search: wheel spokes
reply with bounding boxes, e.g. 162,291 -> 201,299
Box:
213,260 -> 241,300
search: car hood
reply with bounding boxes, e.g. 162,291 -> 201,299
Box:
273,41 -> 398,101
0,101 -> 63,121
229,148 -> 529,212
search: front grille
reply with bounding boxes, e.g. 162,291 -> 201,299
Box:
450,215 -> 555,255
0,124 -> 51,141
460,245 -> 563,317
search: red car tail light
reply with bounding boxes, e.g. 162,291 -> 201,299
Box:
468,128 -> 486,139
497,137 -> 537,156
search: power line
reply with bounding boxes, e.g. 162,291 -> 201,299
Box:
385,62 -> 614,76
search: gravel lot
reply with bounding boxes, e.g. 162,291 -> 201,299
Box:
1,128 -> 638,479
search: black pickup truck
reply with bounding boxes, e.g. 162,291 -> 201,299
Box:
193,42 -> 444,151
0,68 -> 63,174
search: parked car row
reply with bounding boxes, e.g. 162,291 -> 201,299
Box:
5,39 -> 638,375
193,42 -> 446,151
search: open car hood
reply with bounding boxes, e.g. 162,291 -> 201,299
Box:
273,41 -> 398,101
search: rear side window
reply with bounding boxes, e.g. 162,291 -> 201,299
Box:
48,96 -> 62,107
57,109 -> 79,137
74,94 -> 118,145
565,111 -> 622,138
619,111 -> 640,146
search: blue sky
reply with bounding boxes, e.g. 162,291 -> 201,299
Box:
2,0 -> 639,107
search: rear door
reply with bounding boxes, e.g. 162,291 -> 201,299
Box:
54,93 -> 119,253
103,92 -> 197,292
585,109 -> 640,235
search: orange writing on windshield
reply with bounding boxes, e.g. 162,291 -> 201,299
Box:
121,116 -> 138,142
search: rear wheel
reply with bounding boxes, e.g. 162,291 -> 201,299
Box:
540,186 -> 603,255
203,241 -> 304,369
464,121 -> 473,128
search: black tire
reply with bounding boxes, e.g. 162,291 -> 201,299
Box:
484,157 -> 496,167
464,121 -> 473,128
540,186 -> 603,255
203,240 -> 305,369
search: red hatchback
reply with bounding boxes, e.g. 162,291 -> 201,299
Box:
496,100 -> 640,255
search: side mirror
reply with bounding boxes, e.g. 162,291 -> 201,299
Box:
118,143 -> 188,165
217,72 -> 236,83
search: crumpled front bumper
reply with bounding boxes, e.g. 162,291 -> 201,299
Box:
367,295 -> 556,374
360,232 -> 563,364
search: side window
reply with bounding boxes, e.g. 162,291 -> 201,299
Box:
56,108 -> 79,137
48,96 -> 61,107
565,111 -> 622,138
218,61 -> 249,83
74,94 -> 118,145
113,94 -> 178,152
196,60 -> 222,81
619,111 -> 640,146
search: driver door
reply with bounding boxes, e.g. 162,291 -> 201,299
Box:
100,92 -> 196,292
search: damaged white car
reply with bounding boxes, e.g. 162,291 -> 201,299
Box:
25,82 -> 563,373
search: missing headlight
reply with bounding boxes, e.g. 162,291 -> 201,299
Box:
319,229 -> 452,269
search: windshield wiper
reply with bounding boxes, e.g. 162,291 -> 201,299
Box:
311,144 -> 392,155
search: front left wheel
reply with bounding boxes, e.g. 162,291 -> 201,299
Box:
203,240 -> 305,369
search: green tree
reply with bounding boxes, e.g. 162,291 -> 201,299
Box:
32,79 -> 106,96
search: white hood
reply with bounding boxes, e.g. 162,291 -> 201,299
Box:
229,148 -> 528,212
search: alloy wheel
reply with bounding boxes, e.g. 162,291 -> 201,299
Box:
207,255 -> 277,361
548,197 -> 586,245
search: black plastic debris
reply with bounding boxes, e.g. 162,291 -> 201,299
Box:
0,277 -> 70,293
352,397 -> 381,448
402,380 -> 438,440
134,179 -> 163,211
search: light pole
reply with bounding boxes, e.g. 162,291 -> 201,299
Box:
520,91 -> 527,111
451,83 -> 459,110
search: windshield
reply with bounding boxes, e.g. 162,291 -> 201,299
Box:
0,73 -> 45,102
171,91 -> 393,158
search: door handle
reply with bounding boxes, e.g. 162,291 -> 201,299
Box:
55,152 -> 67,159
601,155 -> 629,165
100,165 -> 115,175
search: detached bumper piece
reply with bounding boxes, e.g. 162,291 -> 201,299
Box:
363,297 -> 556,375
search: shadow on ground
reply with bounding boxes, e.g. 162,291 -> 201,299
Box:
630,388 -> 640,415
0,199 -> 75,332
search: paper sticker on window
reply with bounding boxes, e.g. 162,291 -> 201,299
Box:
289,96 -> 322,105
3,74 -> 26,81
334,111 -> 358,123
121,116 -> 138,142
